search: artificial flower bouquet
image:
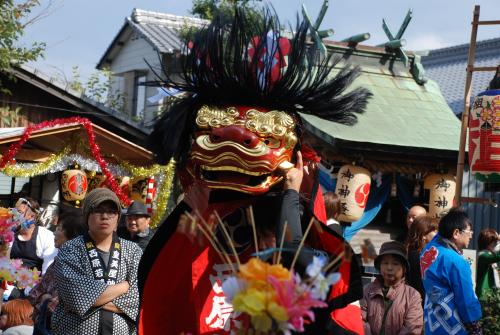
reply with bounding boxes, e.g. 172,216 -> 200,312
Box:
0,207 -> 41,290
222,256 -> 340,334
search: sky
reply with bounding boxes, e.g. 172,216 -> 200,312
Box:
19,0 -> 500,82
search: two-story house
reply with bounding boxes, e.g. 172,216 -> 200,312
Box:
97,9 -> 208,125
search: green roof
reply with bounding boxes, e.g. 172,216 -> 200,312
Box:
301,47 -> 461,152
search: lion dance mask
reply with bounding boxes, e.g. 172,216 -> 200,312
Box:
139,6 -> 371,335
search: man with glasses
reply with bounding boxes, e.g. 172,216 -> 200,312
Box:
53,188 -> 141,335
420,209 -> 482,335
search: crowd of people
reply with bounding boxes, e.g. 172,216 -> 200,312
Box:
357,204 -> 499,335
0,190 -> 154,335
1,186 -> 498,335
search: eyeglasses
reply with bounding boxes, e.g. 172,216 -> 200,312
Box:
91,208 -> 119,216
461,229 -> 473,236
17,198 -> 38,213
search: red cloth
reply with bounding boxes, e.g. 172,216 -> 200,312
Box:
331,304 -> 365,335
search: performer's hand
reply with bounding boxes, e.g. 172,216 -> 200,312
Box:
259,230 -> 276,250
283,151 -> 303,192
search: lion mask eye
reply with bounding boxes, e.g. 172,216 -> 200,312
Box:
262,138 -> 281,149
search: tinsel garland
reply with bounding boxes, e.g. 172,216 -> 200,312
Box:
149,159 -> 176,228
0,117 -> 131,205
1,145 -> 72,177
1,144 -> 177,226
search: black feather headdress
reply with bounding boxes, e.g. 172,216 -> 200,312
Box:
149,6 -> 372,165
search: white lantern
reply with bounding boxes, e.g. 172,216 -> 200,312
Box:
424,174 -> 456,218
334,165 -> 371,222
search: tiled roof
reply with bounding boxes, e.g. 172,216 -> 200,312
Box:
302,51 -> 461,151
14,65 -> 147,134
421,37 -> 500,114
97,9 -> 208,68
128,9 -> 208,53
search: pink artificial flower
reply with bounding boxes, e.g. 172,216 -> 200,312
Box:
268,273 -> 327,332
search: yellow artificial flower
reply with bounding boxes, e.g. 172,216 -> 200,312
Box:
239,258 -> 291,282
233,288 -> 267,316
267,301 -> 288,322
252,314 -> 273,332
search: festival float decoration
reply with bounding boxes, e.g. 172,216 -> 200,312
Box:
0,208 -> 40,290
424,173 -> 456,218
334,165 -> 371,222
60,164 -> 88,207
0,117 -> 176,227
469,89 -> 500,182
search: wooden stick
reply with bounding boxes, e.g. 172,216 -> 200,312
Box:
323,251 -> 346,273
214,211 -> 241,269
276,221 -> 288,265
290,218 -> 315,270
186,212 -> 236,274
246,205 -> 259,255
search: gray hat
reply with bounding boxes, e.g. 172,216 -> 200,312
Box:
125,201 -> 150,217
82,188 -> 121,223
374,241 -> 409,271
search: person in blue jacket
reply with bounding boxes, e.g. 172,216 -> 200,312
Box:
420,209 -> 482,335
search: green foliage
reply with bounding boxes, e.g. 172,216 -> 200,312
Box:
0,105 -> 23,127
182,0 -> 263,41
0,0 -> 45,73
481,288 -> 500,335
68,66 -> 127,114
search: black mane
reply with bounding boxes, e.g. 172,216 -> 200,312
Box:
149,6 -> 372,165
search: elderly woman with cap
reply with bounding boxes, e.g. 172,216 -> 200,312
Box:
52,188 -> 142,335
121,201 -> 154,251
361,241 -> 423,335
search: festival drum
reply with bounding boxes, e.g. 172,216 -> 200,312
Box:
61,166 -> 88,206
469,89 -> 500,182
334,165 -> 371,222
424,173 -> 456,218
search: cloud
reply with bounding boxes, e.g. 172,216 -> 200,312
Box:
406,34 -> 451,52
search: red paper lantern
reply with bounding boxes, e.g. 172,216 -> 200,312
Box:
61,167 -> 88,206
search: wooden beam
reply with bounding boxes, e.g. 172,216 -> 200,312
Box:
462,197 -> 498,207
456,5 -> 480,207
0,148 -> 53,162
477,20 -> 500,25
469,66 -> 499,72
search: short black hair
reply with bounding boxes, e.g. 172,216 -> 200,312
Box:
59,211 -> 86,240
438,208 -> 472,239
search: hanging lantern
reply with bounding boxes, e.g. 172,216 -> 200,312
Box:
129,177 -> 148,203
86,171 -> 107,191
334,165 -> 371,222
469,90 -> 500,182
61,165 -> 88,206
424,173 -> 456,218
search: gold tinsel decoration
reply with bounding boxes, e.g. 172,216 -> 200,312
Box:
150,159 -> 176,228
0,145 -> 176,228
1,145 -> 71,177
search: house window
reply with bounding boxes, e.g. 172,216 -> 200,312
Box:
0,173 -> 30,207
133,75 -> 146,118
